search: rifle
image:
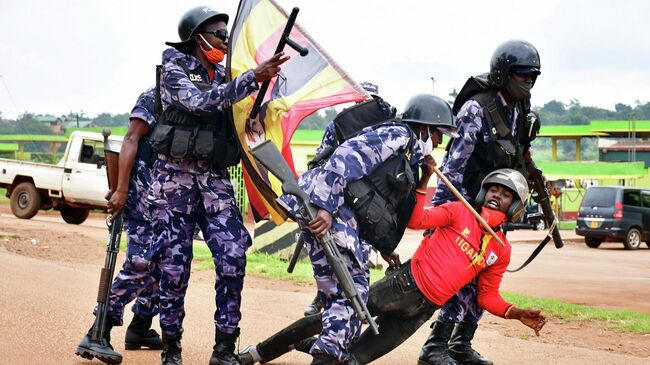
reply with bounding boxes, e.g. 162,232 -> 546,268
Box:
506,155 -> 563,273
91,128 -> 124,341
525,156 -> 563,249
251,140 -> 379,335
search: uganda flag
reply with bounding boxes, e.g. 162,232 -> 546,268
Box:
227,0 -> 368,223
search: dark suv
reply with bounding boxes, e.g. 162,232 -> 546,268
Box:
576,186 -> 650,249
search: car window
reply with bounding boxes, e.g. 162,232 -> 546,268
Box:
623,190 -> 641,207
642,192 -> 650,209
582,187 -> 617,207
79,140 -> 104,165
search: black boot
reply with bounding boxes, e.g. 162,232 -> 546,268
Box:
418,320 -> 459,365
448,322 -> 493,365
125,314 -> 163,350
311,353 -> 340,365
209,328 -> 241,365
75,319 -> 123,364
303,295 -> 324,316
161,334 -> 182,365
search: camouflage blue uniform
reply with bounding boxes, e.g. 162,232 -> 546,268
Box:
147,47 -> 256,338
102,87 -> 159,324
433,95 -> 519,324
278,121 -> 422,362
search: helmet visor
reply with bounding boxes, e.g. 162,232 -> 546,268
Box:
434,126 -> 459,139
511,66 -> 541,75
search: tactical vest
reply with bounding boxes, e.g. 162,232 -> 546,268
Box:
151,60 -> 240,169
310,101 -> 416,253
452,76 -> 534,199
344,144 -> 416,253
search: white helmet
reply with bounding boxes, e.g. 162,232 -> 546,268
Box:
475,168 -> 529,222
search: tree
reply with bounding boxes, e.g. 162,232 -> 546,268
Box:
93,112 -> 130,126
540,100 -> 566,115
614,103 -> 633,116
298,107 -> 337,130
633,102 -> 650,119
448,88 -> 458,105
13,113 -> 52,135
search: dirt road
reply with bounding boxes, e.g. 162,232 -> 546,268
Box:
0,207 -> 649,365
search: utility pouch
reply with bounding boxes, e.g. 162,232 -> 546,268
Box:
193,128 -> 214,160
151,124 -> 174,156
346,180 -> 398,253
170,128 -> 193,159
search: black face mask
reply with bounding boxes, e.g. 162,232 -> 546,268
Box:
505,78 -> 532,101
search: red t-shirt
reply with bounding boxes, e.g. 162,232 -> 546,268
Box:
408,194 -> 512,318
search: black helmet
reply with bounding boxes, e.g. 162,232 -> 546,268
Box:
165,6 -> 229,54
401,94 -> 458,138
475,168 -> 530,222
488,40 -> 541,87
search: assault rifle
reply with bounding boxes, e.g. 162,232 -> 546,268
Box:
251,140 -> 379,335
91,128 -> 124,341
507,146 -> 564,273
525,154 -> 563,249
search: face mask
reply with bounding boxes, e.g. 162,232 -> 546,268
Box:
505,78 -> 532,101
480,207 -> 507,228
199,34 -> 226,64
418,130 -> 434,156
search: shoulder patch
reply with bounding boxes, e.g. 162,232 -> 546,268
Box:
486,251 -> 498,266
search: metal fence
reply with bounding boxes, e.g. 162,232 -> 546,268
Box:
227,164 -> 248,217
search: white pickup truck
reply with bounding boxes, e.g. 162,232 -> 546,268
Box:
0,131 -> 123,224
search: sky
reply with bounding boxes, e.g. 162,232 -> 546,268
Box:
0,0 -> 649,120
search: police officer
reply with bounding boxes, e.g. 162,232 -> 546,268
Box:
421,39 -> 542,365
75,87 -> 161,365
239,94 -> 458,365
148,5 -> 288,365
302,81 -> 392,318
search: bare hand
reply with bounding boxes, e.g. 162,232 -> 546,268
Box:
514,308 -> 546,336
380,251 -> 401,268
107,190 -> 127,217
308,209 -> 333,238
421,155 -> 436,177
254,52 -> 290,82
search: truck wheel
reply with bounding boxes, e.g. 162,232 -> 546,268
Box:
585,237 -> 602,248
623,228 -> 642,250
10,182 -> 41,219
60,207 -> 90,225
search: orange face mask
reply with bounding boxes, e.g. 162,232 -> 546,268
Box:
199,34 -> 225,64
480,207 -> 507,228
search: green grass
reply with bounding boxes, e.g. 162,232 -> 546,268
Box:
117,237 -> 650,334
503,292 -> 650,333
119,238 -> 383,284
0,188 -> 8,204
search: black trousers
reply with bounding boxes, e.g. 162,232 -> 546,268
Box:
256,261 -> 439,363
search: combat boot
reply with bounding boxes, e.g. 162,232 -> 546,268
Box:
303,295 -> 324,316
418,320 -> 459,365
448,321 -> 493,365
209,328 -> 241,365
161,334 -> 182,365
75,319 -> 123,364
125,314 -> 163,350
311,353 -> 340,365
